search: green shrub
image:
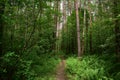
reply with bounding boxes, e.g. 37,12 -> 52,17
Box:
0,52 -> 35,80
66,55 -> 114,80
30,53 -> 60,79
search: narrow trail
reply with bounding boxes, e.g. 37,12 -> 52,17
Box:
56,59 -> 67,80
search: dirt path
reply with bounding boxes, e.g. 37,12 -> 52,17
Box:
56,60 -> 67,80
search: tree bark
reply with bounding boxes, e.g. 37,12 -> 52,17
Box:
75,0 -> 81,57
82,0 -> 86,55
68,0 -> 72,15
0,1 -> 5,55
85,1 -> 89,54
54,0 -> 59,53
88,0 -> 93,54
113,0 -> 120,62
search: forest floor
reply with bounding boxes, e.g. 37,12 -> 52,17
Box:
56,59 -> 67,80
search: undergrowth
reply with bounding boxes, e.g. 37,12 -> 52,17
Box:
33,53 -> 60,80
0,52 -> 60,80
65,54 -> 120,80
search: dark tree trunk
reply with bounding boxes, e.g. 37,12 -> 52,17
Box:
85,10 -> 89,54
53,0 -> 58,51
113,0 -> 120,62
0,1 -> 5,55
88,0 -> 93,54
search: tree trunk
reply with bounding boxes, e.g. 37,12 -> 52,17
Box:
85,1 -> 89,54
0,1 -> 5,55
82,0 -> 86,55
88,0 -> 93,54
63,0 -> 66,30
56,0 -> 60,53
75,0 -> 81,57
53,0 -> 59,52
113,0 -> 120,62
68,0 -> 72,15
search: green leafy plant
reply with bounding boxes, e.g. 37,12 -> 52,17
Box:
65,55 -> 115,80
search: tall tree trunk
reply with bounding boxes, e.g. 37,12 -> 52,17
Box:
113,0 -> 120,62
75,0 -> 81,57
85,1 -> 89,54
63,0 -> 66,30
62,0 -> 67,53
54,1 -> 58,38
56,0 -> 60,53
68,0 -> 72,15
82,0 -> 86,55
88,0 -> 93,54
53,0 -> 59,52
0,1 -> 5,55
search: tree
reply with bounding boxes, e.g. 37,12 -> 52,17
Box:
88,0 -> 93,54
0,0 -> 5,55
113,0 -> 120,61
75,0 -> 81,57
82,0 -> 86,55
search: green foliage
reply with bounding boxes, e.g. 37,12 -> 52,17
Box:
0,52 -> 35,80
1,0 -> 120,80
34,55 -> 60,76
32,53 -> 60,80
35,76 -> 55,80
91,17 -> 115,54
61,9 -> 85,54
0,0 -> 58,79
65,55 -> 118,80
0,52 -> 60,80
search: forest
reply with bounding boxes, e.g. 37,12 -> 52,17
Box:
0,0 -> 120,80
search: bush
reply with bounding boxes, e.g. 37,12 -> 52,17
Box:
0,52 -> 35,80
0,51 -> 60,80
65,55 -> 114,80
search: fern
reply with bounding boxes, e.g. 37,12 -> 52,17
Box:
66,55 -> 114,80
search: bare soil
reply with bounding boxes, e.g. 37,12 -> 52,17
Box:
56,60 -> 67,80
